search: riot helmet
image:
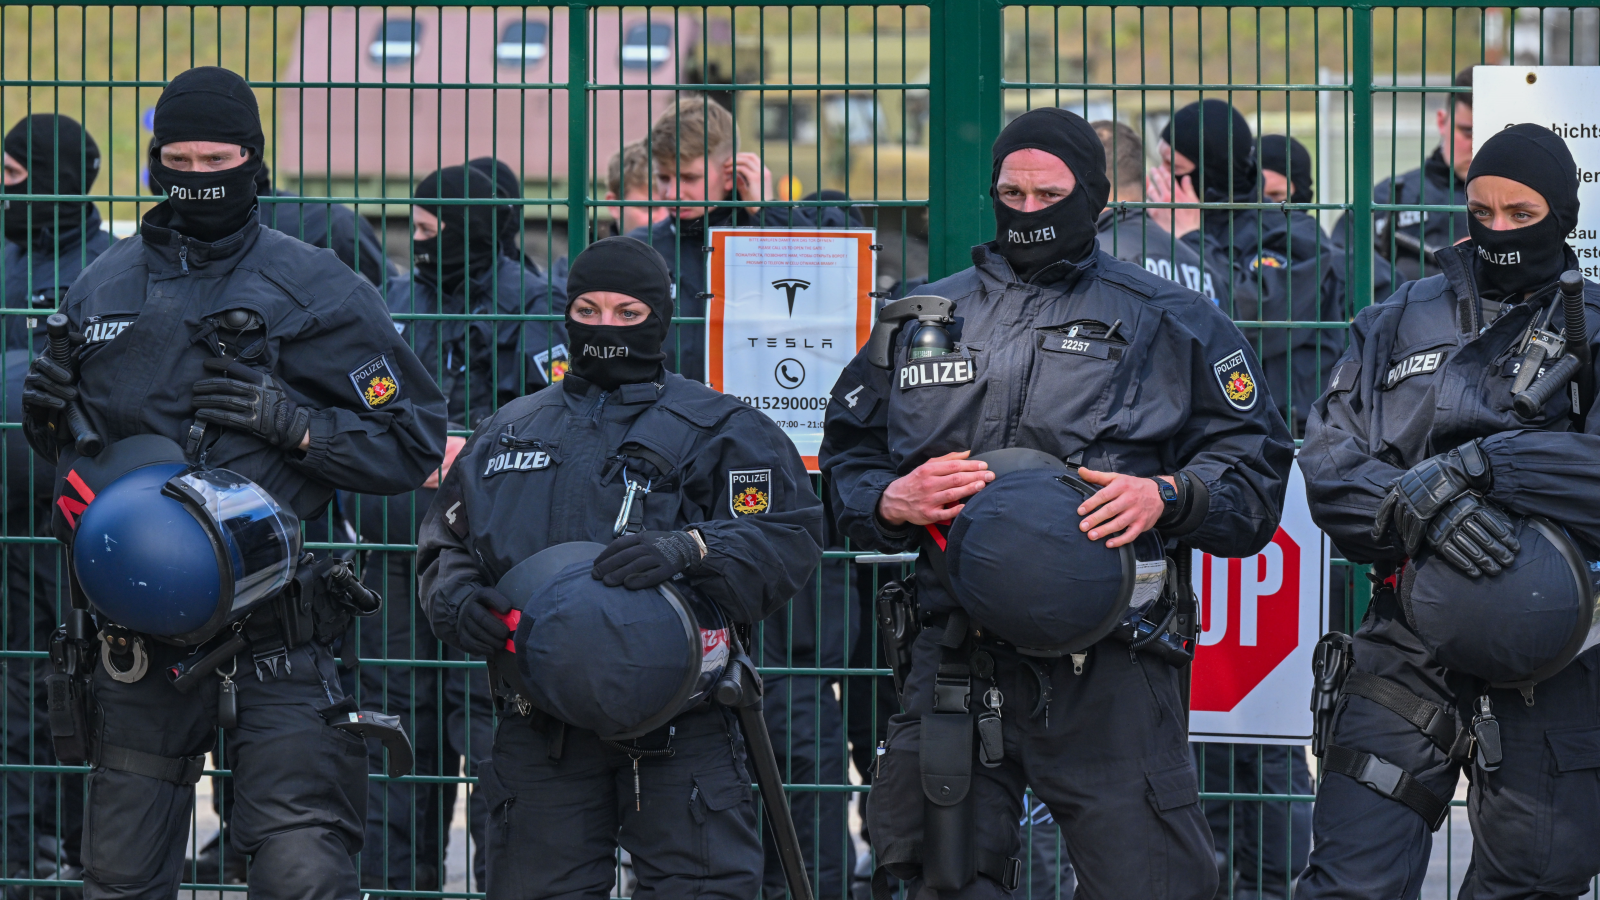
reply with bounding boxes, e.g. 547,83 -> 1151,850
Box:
1403,516 -> 1600,692
944,449 -> 1168,655
71,438 -> 301,646
498,541 -> 730,739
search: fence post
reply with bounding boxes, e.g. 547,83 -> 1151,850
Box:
928,0 -> 1003,279
568,1 -> 590,258
1348,0 -> 1375,625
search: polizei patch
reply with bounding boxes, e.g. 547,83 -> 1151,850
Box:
1212,350 -> 1258,411
1384,350 -> 1446,389
482,449 -> 551,477
728,468 -> 772,516
898,357 -> 975,390
82,315 -> 136,344
349,355 -> 402,410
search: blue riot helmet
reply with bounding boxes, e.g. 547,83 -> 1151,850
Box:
73,460 -> 301,646
498,541 -> 730,740
1404,516 -> 1600,693
944,448 -> 1169,655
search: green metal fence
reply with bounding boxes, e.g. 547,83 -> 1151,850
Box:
0,2 -> 1596,898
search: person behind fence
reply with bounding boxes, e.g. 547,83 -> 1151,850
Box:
1297,123 -> 1600,899
18,65 -> 446,899
1334,66 -> 1474,296
1256,134 -> 1314,208
818,106 -> 1293,899
1148,100 -> 1347,438
348,160 -> 567,893
629,93 -> 850,382
2,114 -> 111,353
1091,119 -> 1216,300
416,235 -> 823,899
550,141 -> 663,291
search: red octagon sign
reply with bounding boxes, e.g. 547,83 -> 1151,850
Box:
1191,527 -> 1302,713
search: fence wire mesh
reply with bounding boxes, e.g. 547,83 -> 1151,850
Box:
0,2 -> 1595,898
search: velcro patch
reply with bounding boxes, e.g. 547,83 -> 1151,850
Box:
897,356 -> 976,390
82,315 -> 137,345
728,468 -> 772,516
1041,334 -> 1121,360
1383,350 -> 1446,390
349,355 -> 403,410
1328,359 -> 1361,394
482,449 -> 552,477
1212,350 -> 1258,411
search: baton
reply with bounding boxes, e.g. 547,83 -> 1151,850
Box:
44,314 -> 102,456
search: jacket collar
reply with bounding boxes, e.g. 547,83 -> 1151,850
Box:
1424,147 -> 1466,195
969,241 -> 1097,292
140,203 -> 263,277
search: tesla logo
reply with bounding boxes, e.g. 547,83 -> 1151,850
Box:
1191,528 -> 1302,712
771,278 -> 811,316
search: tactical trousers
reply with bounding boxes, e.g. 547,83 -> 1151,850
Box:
1298,595 -> 1600,900
476,704 -> 762,900
81,640 -> 367,900
865,625 -> 1217,900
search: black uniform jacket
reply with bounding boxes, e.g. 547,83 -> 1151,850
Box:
2,208 -> 113,352
417,371 -> 825,648
1301,244 -> 1600,563
386,254 -> 569,430
819,243 -> 1294,612
47,204 -> 446,521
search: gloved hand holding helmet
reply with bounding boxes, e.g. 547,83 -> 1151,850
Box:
1374,438 -> 1520,577
191,357 -> 312,452
454,585 -> 514,657
591,530 -> 705,589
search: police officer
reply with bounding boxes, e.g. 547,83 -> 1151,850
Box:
353,161 -> 565,892
255,163 -> 393,287
416,235 -> 824,898
2,114 -> 111,352
1149,100 -> 1347,437
820,107 -> 1293,898
1298,124 -> 1600,898
19,66 -> 446,899
1334,67 -> 1474,294
1257,134 -> 1313,207
1091,119 -> 1216,300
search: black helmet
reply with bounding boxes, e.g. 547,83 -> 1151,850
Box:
1404,516 -> 1600,691
944,449 -> 1168,655
498,542 -> 730,739
65,436 -> 301,646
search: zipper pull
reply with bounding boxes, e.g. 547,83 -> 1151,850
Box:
179,241 -> 190,275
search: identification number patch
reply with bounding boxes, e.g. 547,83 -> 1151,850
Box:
897,357 -> 975,390
1041,335 -> 1120,360
1212,350 -> 1258,411
728,468 -> 772,516
349,355 -> 403,410
483,450 -> 552,477
1384,350 -> 1446,390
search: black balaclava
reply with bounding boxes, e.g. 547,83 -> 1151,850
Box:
1466,123 -> 1580,301
1257,134 -> 1313,204
563,236 -> 673,389
2,114 -> 99,243
413,165 -> 508,295
468,156 -> 525,251
147,66 -> 265,243
989,108 -> 1111,282
1161,99 -> 1257,204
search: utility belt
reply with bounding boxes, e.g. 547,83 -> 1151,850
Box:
1308,579 -> 1502,833
46,555 -> 396,783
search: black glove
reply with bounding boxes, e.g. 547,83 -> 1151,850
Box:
455,585 -> 514,657
592,530 -> 704,590
192,358 -> 312,452
1374,439 -> 1519,576
21,337 -> 83,422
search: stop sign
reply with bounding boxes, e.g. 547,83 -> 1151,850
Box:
1188,460 -> 1328,745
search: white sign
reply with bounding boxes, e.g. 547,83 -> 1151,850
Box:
706,228 -> 876,470
1473,66 -> 1600,278
1189,461 -> 1329,745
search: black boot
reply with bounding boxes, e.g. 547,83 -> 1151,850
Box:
5,836 -> 84,900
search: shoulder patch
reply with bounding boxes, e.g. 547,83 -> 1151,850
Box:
349,354 -> 403,410
728,468 -> 772,516
1212,349 -> 1258,411
532,343 -> 570,383
1249,251 -> 1289,272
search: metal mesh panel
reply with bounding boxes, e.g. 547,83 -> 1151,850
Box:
0,3 -> 1593,898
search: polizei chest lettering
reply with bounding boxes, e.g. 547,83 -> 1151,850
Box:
482,450 -> 551,476
898,357 -> 975,389
166,185 -> 227,201
1384,350 -> 1447,389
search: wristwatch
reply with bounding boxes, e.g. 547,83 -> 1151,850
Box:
1153,477 -> 1179,511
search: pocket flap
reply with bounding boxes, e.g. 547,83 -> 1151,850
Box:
1547,726 -> 1600,773
694,770 -> 750,811
920,713 -> 973,807
1146,762 -> 1201,812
